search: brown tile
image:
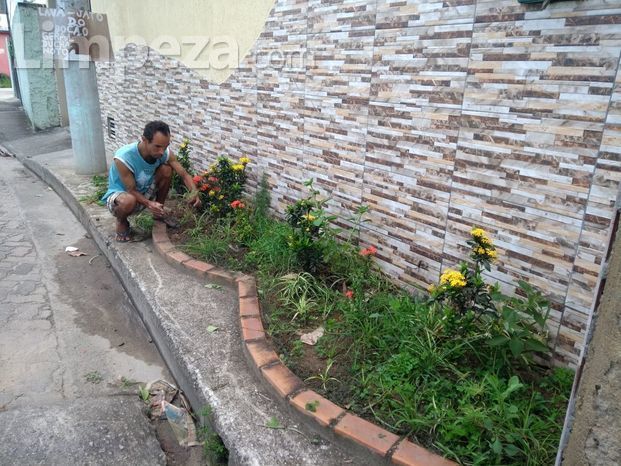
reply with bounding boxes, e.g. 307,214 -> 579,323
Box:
239,296 -> 261,317
240,316 -> 265,341
246,340 -> 279,368
290,390 -> 344,427
261,362 -> 303,397
165,250 -> 192,266
237,277 -> 258,298
391,439 -> 456,466
184,259 -> 215,278
206,268 -> 236,286
334,413 -> 399,456
154,239 -> 175,255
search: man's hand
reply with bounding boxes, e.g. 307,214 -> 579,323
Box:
187,191 -> 201,209
147,200 -> 166,217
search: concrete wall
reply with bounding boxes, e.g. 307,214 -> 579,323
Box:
562,218 -> 621,465
91,0 -> 275,84
94,0 -> 621,367
12,3 -> 59,130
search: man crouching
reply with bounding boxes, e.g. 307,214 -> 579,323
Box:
101,120 -> 201,242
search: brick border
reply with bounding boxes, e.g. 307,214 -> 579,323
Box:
152,220 -> 456,466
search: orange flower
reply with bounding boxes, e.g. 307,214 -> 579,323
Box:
344,290 -> 354,299
192,175 -> 202,183
199,184 -> 209,192
208,176 -> 218,183
231,200 -> 245,209
359,245 -> 378,257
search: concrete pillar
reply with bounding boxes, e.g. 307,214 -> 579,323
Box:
56,0 -> 106,174
561,217 -> 621,465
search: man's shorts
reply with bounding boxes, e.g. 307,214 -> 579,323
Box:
106,183 -> 156,217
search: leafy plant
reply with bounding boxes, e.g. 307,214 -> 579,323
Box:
138,385 -> 150,402
429,227 -> 552,364
80,174 -> 108,206
305,359 -> 340,392
285,179 -> 336,273
172,138 -> 194,194
193,156 -> 250,217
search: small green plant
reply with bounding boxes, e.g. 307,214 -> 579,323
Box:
198,405 -> 228,464
305,400 -> 320,413
305,359 -> 340,392
133,211 -> 154,233
265,416 -> 284,429
84,371 -> 103,384
80,174 -> 108,206
285,179 -> 336,273
119,376 -> 138,389
138,385 -> 150,402
172,138 -> 193,194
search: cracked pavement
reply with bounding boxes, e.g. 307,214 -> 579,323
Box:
0,155 -> 169,464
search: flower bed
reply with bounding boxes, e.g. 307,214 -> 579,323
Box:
168,155 -> 573,465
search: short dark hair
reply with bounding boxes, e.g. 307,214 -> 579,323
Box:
143,120 -> 170,142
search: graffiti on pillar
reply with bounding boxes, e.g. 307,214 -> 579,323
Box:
37,8 -> 113,62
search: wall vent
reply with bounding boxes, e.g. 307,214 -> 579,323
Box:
107,116 -> 116,139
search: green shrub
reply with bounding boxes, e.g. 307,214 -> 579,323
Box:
194,156 -> 249,217
0,73 -> 11,88
172,138 -> 193,194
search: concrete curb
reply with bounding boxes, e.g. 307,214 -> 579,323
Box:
152,221 -> 456,466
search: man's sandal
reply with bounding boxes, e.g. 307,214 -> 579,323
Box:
115,228 -> 147,243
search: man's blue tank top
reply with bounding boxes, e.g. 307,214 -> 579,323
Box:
102,142 -> 169,202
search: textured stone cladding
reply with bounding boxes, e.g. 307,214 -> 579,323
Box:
96,0 -> 621,367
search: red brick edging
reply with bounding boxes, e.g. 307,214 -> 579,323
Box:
152,221 -> 455,466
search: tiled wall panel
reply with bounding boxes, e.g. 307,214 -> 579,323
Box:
97,0 -> 621,366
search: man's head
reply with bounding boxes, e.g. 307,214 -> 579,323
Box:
140,120 -> 171,161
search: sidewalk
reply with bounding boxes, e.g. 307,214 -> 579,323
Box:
0,99 -> 370,464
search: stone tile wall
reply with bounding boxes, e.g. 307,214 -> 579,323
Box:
96,0 -> 621,367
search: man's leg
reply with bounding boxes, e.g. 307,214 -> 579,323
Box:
154,164 -> 173,205
112,193 -> 137,235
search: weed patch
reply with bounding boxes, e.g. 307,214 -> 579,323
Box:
79,174 -> 108,206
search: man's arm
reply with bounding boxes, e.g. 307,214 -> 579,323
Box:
114,159 -> 166,216
167,153 -> 201,208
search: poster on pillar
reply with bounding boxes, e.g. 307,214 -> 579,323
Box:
37,8 -> 113,62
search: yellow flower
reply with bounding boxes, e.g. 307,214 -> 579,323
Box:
302,213 -> 316,222
239,157 -> 250,165
209,190 -> 215,196
471,227 -> 492,247
440,269 -> 467,288
486,249 -> 498,260
218,195 -> 224,200
232,164 -> 245,171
